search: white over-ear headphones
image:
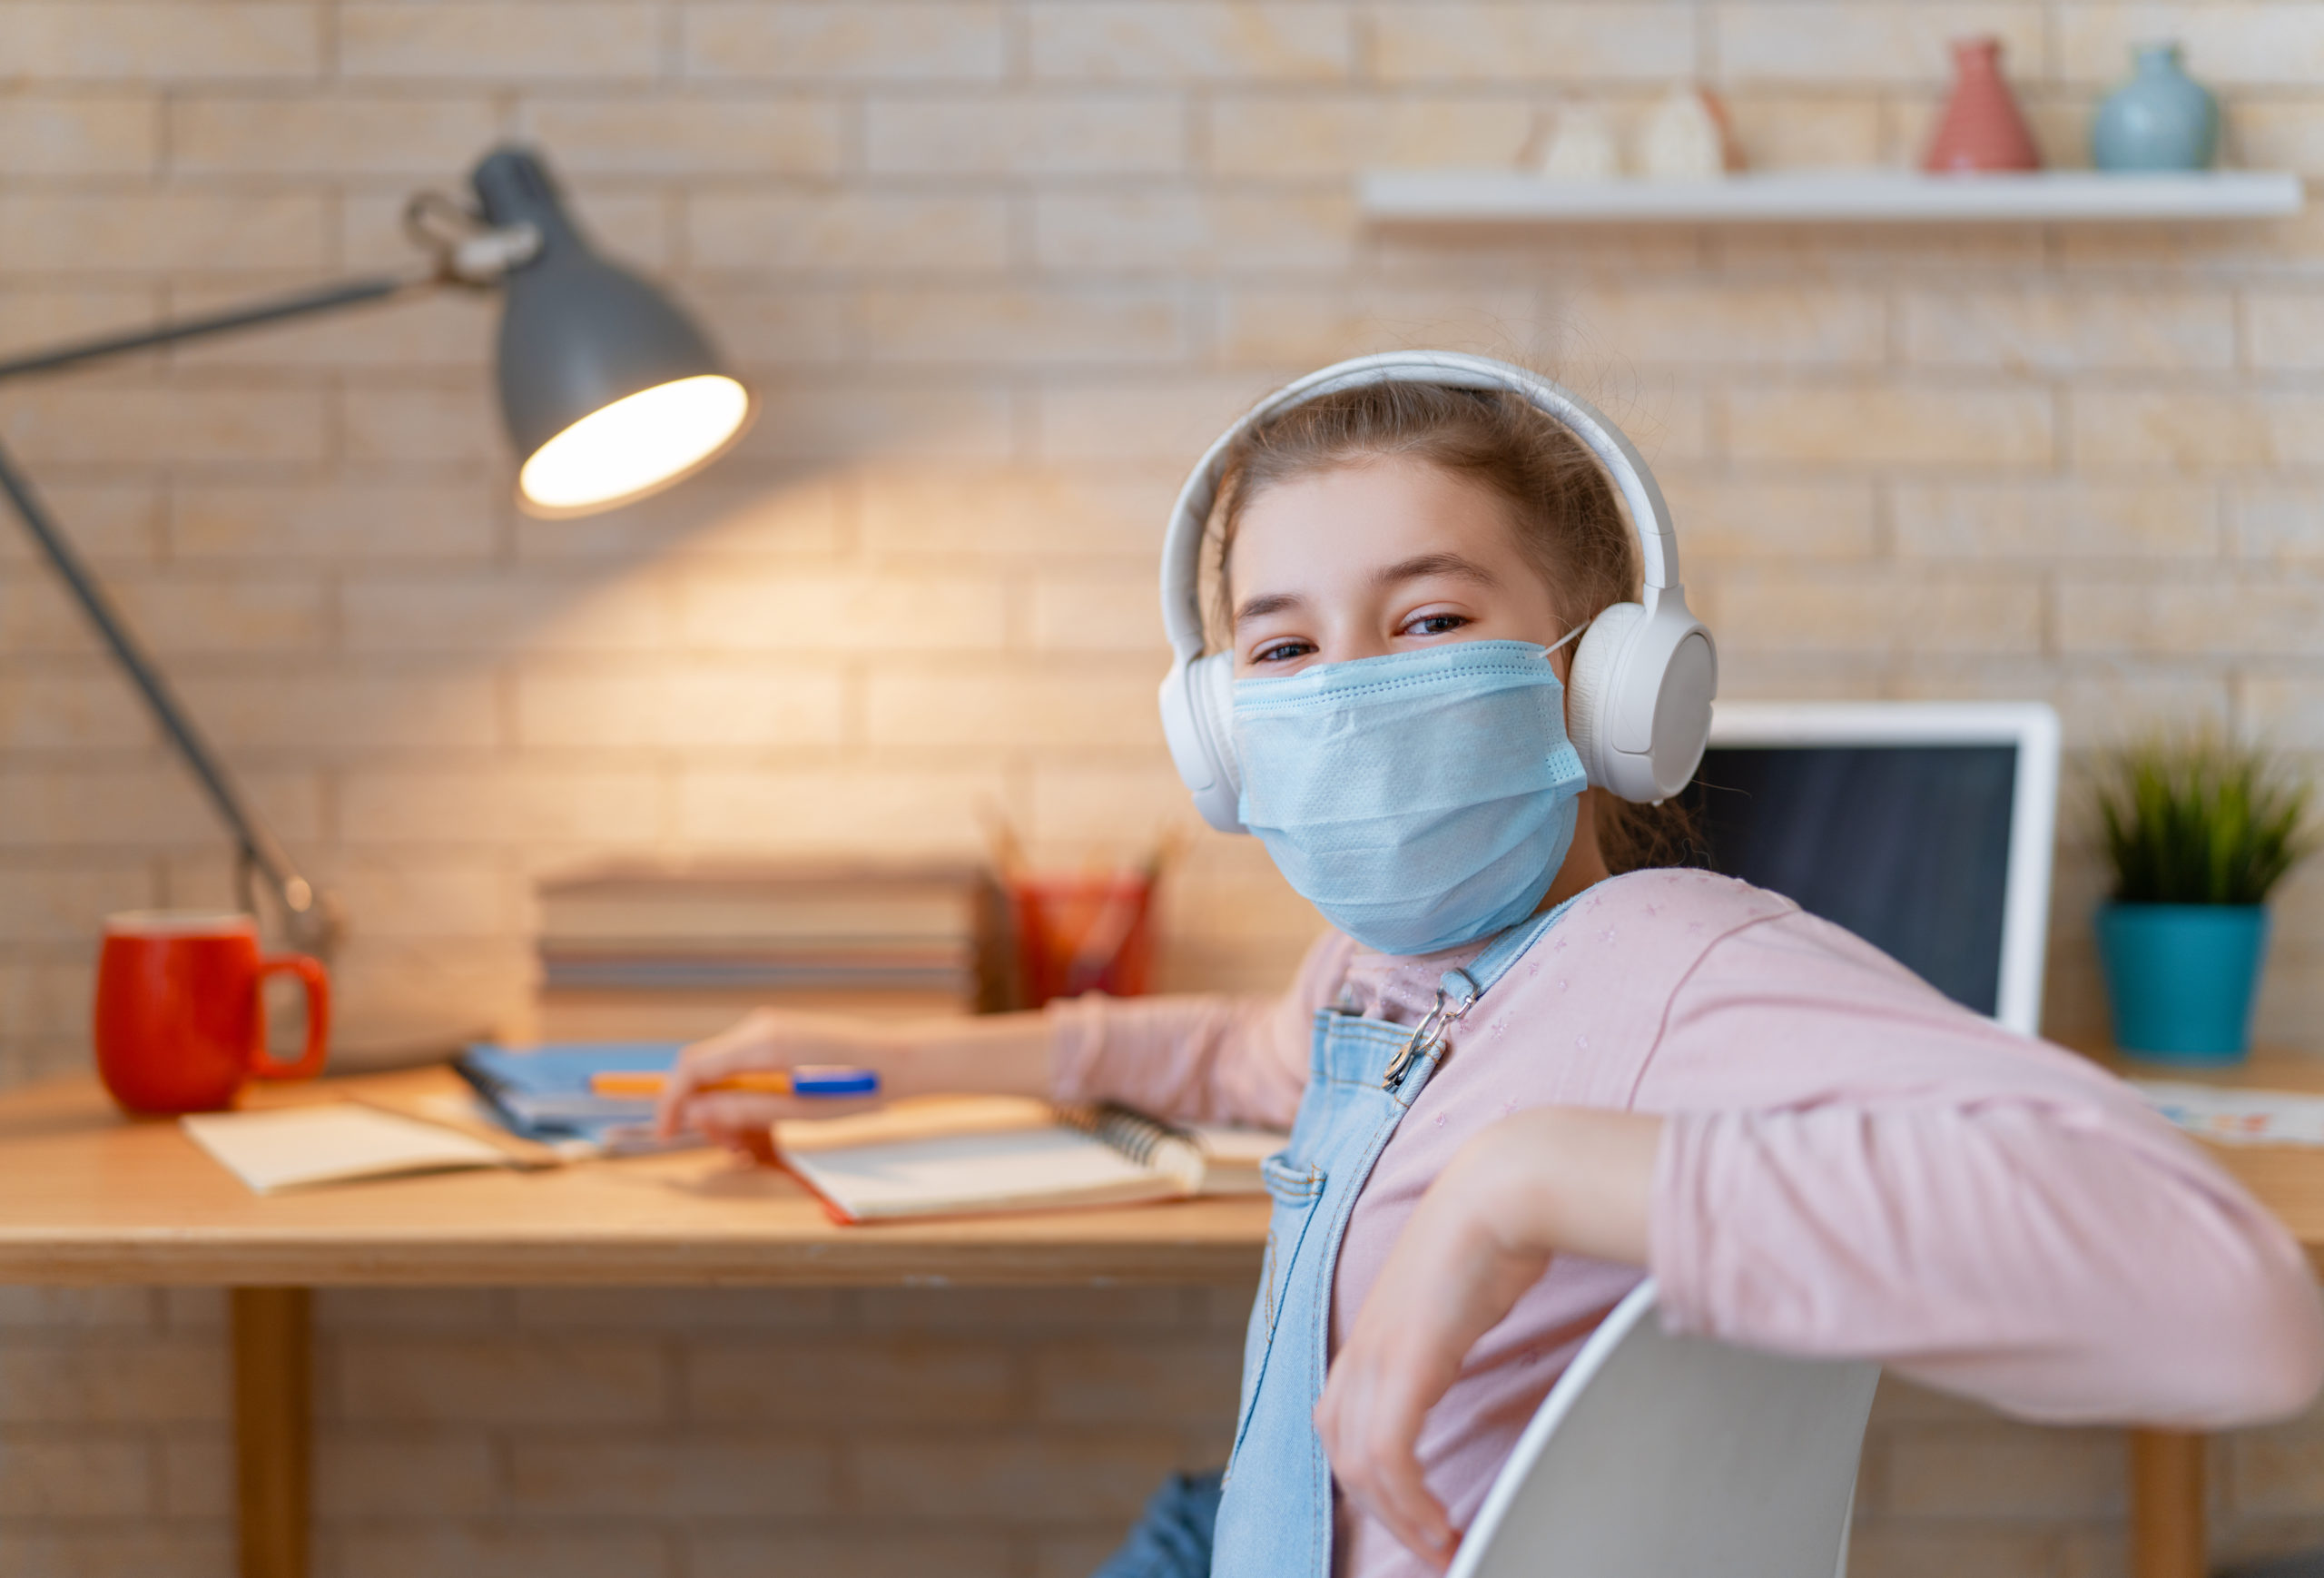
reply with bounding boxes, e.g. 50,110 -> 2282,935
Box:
1157,350 -> 1718,833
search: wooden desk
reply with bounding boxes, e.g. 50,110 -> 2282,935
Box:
6,1056 -> 2319,1578
2102,1050 -> 2324,1578
0,1069 -> 1272,1578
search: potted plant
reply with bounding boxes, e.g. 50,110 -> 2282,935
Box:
2093,735 -> 2311,1062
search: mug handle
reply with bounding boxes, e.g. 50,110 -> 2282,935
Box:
249,954 -> 331,1080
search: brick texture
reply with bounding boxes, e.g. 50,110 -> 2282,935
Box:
2,3 -> 2322,1575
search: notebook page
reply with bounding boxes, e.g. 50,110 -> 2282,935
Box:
776,1094 -> 1056,1153
183,1105 -> 515,1194
783,1126 -> 1184,1220
1187,1124 -> 1285,1195
1189,1126 -> 1285,1165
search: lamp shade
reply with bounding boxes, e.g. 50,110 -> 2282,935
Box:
470,146 -> 753,517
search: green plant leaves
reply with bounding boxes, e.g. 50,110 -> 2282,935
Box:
2094,735 -> 2313,906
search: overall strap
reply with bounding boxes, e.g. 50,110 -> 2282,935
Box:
1380,892 -> 1583,1090
1459,892 -> 1581,998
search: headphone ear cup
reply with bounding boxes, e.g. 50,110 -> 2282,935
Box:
1564,602 -> 1643,795
1191,650 -> 1241,807
1159,651 -> 1246,833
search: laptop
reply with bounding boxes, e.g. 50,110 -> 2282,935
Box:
1678,703 -> 2061,1037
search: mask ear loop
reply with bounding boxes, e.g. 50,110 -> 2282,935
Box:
1542,616 -> 1592,661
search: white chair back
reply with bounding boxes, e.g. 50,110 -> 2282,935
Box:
1444,1279 -> 1879,1578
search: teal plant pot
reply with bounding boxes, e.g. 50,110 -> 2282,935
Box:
2092,43 -> 2219,172
2095,902 -> 2269,1062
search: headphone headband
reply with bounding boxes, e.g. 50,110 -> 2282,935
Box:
1158,351 -> 1681,663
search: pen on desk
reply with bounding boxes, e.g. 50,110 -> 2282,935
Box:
590,1066 -> 881,1100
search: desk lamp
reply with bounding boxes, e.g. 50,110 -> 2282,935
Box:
0,145 -> 752,959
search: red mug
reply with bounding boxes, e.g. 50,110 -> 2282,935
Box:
94,911 -> 330,1115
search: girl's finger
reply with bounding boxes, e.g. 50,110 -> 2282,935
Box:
1369,1442 -> 1456,1570
654,1017 -> 829,1136
698,1117 -> 780,1166
1324,1364 -> 1456,1570
669,1090 -> 884,1156
655,1031 -> 770,1135
1341,1455 -> 1452,1574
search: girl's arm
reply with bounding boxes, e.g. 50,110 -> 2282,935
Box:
655,1009 -> 1055,1156
1323,910 -> 2324,1573
659,929 -> 1349,1150
1639,913 -> 2323,1427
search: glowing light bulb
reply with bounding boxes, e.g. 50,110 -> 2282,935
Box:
517,374 -> 751,516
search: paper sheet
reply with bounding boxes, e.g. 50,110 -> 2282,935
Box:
2129,1080 -> 2324,1148
182,1105 -> 516,1193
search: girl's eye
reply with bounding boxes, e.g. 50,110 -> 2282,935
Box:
1252,638 -> 1315,665
1403,613 -> 1470,637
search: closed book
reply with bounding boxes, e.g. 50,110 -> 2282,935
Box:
538,959 -> 974,993
539,863 -> 989,946
534,862 -> 1015,1014
536,989 -> 970,1043
538,938 -> 974,966
455,1042 -> 686,1155
541,897 -> 976,946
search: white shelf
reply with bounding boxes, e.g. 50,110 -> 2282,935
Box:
1359,169 -> 2306,225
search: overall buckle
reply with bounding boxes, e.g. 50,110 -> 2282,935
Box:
1383,967 -> 1480,1089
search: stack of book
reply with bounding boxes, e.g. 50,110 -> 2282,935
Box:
533,863 -> 1009,1040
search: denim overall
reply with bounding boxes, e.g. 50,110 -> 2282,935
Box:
1203,897 -> 1579,1578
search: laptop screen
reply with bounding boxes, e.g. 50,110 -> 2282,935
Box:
1679,744 -> 2020,1017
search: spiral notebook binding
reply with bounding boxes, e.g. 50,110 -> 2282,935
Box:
1056,1100 -> 1207,1193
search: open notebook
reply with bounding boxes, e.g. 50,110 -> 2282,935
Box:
774,1096 -> 1284,1224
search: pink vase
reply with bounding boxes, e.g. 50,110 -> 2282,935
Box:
1923,36 -> 2042,173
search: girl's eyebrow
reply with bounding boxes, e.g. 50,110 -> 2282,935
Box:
1374,551 -> 1500,589
1233,590 -> 1304,628
1235,552 -> 1499,628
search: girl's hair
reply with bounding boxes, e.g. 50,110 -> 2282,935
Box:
1206,378 -> 1695,874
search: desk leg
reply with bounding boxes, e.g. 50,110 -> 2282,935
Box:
231,1287 -> 310,1578
2131,1427 -> 2207,1578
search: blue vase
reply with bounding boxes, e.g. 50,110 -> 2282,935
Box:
2095,902 -> 2269,1062
2092,44 -> 2219,172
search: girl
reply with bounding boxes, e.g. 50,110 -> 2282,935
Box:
659,355 -> 2323,1578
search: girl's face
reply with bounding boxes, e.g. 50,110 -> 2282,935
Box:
1227,456 -> 1570,679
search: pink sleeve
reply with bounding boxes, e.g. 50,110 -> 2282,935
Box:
1643,911 -> 2324,1429
1043,930 -> 1350,1129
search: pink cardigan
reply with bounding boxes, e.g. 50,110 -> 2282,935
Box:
1048,869 -> 2323,1578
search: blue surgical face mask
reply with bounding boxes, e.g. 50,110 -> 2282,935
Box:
1232,637 -> 1590,957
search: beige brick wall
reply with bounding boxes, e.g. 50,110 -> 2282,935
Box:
3,2 -> 2323,1573
0,1284 -> 1246,1578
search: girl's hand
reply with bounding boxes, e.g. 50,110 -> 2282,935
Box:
1315,1133 -> 1551,1568
1314,1108 -> 1663,1571
654,1008 -> 903,1159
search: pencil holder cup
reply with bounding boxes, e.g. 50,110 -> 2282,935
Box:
1009,874 -> 1156,1008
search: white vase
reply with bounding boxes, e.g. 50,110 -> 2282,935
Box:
1640,85 -> 1740,181
1539,104 -> 1620,182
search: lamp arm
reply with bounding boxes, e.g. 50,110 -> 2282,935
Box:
0,270 -> 451,961
0,439 -> 343,954
0,271 -> 425,385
